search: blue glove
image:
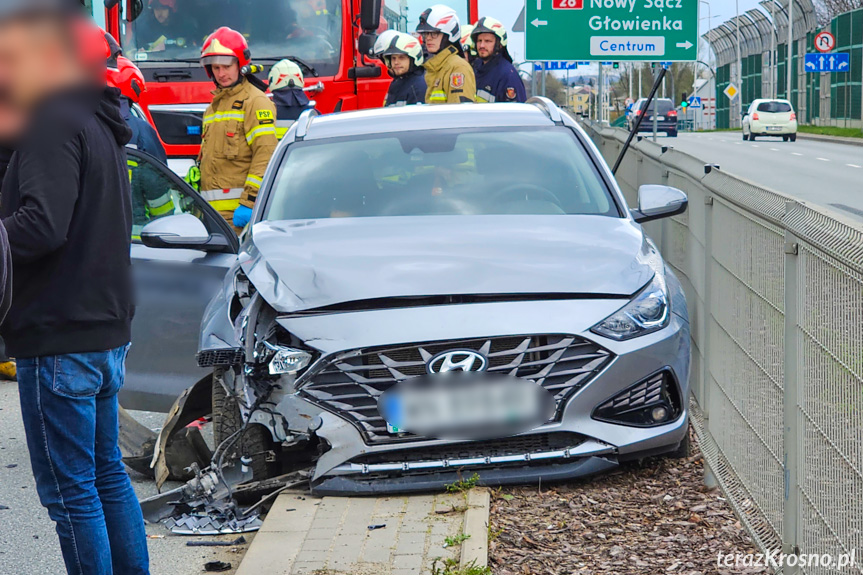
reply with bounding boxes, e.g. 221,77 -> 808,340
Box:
233,205 -> 253,228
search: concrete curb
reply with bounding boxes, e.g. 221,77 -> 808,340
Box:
797,132 -> 863,147
460,488 -> 491,570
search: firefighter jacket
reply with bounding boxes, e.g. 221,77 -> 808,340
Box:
473,54 -> 527,104
199,78 -> 277,221
384,67 -> 427,107
423,45 -> 476,104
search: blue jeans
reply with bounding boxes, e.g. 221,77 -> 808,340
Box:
18,344 -> 150,575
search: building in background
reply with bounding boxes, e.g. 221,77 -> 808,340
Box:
384,0 -> 408,32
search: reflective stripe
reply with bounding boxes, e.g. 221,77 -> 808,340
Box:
477,90 -> 496,103
203,111 -> 245,125
275,120 -> 295,140
147,193 -> 174,216
245,174 -> 263,190
245,125 -> 277,145
429,90 -> 447,102
200,188 -> 243,202
209,198 -> 241,212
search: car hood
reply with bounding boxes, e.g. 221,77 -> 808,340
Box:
240,216 -> 657,313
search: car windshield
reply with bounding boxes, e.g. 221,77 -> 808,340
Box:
122,0 -> 341,73
265,128 -> 620,221
756,101 -> 793,113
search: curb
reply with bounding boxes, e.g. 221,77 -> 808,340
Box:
797,132 -> 863,147
460,488 -> 491,570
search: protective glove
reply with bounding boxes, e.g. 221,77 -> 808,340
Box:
184,165 -> 201,192
233,205 -> 253,228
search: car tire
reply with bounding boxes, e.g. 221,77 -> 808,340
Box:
790,134 -> 797,142
742,131 -> 748,141
212,367 -> 277,480
667,426 -> 691,459
749,134 -> 756,141
668,130 -> 678,138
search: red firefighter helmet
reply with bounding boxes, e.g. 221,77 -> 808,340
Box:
200,27 -> 251,76
107,56 -> 147,103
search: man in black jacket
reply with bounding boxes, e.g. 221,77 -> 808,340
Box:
0,5 -> 150,574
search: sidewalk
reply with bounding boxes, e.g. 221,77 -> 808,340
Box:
797,131 -> 863,147
237,489 -> 490,575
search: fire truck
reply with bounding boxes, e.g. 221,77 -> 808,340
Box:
103,0 -> 395,171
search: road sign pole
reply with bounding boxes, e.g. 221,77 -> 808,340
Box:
598,63 -> 603,123
787,0 -> 793,103
542,61 -> 547,98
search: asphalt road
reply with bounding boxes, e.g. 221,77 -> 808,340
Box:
661,131 -> 863,222
0,381 -> 249,575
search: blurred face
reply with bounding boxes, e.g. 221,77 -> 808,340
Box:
476,33 -> 497,60
0,17 -> 82,127
211,61 -> 240,88
389,53 -> 411,76
422,31 -> 443,55
153,7 -> 171,24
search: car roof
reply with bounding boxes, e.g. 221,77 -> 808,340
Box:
302,103 -> 557,141
752,98 -> 792,104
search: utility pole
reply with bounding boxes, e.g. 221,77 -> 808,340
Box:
542,61 -> 547,97
597,63 -> 604,123
787,0 -> 793,105
735,0 -> 743,128
639,65 -> 642,98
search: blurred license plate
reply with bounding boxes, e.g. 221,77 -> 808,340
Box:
767,126 -> 782,131
649,116 -> 664,121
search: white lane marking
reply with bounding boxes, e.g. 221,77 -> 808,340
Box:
751,144 -> 759,148
817,157 -> 830,162
734,142 -> 742,145
770,148 -> 779,151
791,152 -> 803,156
847,164 -> 862,169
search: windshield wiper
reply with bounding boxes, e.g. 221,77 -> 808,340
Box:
255,56 -> 318,77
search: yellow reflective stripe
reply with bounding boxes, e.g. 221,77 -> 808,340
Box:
209,199 -> 241,212
276,127 -> 289,139
429,90 -> 446,102
201,188 -> 244,202
477,90 -> 495,103
203,111 -> 245,125
147,193 -> 174,216
245,125 -> 277,145
245,174 -> 263,190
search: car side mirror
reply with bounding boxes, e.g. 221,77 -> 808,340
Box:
360,0 -> 382,31
631,185 -> 688,223
141,214 -> 231,251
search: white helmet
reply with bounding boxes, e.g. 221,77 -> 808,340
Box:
416,4 -> 461,43
381,32 -> 424,68
460,24 -> 476,55
268,59 -> 304,90
373,29 -> 400,58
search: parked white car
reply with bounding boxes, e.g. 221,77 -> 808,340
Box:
742,99 -> 798,142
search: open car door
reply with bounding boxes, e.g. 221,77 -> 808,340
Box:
123,148 -> 239,412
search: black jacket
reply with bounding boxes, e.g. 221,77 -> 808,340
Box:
273,88 -> 314,122
384,68 -> 427,107
0,148 -> 11,327
473,53 -> 527,104
0,87 -> 134,358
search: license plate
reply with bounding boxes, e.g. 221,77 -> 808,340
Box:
649,116 -> 664,121
767,126 -> 782,131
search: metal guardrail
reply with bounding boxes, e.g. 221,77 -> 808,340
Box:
582,121 -> 863,575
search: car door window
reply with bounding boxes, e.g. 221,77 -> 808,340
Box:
128,153 -> 208,240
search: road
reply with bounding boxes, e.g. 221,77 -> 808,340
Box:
0,381 -> 250,575
663,131 -> 863,221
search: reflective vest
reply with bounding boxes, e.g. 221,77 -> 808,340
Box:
199,79 -> 278,222
423,45 -> 476,105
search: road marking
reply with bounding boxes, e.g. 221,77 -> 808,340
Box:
791,152 -> 803,156
770,148 -> 779,151
817,157 -> 830,162
847,164 -> 862,169
751,144 -> 759,148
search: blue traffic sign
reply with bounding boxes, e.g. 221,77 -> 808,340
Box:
805,52 -> 850,73
533,61 -> 580,71
687,96 -> 702,108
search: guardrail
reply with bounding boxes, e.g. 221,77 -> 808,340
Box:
581,122 -> 863,574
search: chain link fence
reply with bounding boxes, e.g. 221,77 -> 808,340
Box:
582,122 -> 863,574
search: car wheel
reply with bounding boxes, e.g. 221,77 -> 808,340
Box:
668,130 -> 678,138
782,135 -> 789,142
749,134 -> 756,141
667,426 -> 691,459
742,131 -> 748,141
212,367 -> 277,480
790,133 -> 797,142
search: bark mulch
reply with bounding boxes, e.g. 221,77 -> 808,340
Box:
489,431 -> 768,575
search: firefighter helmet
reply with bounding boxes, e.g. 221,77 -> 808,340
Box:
381,32 -> 424,68
373,29 -> 400,58
201,27 -> 251,74
148,0 -> 176,10
268,59 -> 304,90
460,24 -> 476,54
471,17 -> 509,48
108,56 -> 146,103
416,5 -> 461,43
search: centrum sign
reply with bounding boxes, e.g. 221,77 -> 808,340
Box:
525,0 -> 698,62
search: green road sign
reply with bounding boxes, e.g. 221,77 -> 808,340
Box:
525,0 -> 698,62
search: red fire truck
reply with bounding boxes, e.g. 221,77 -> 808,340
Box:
104,0 -> 392,169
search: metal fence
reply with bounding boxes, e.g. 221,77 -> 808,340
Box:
582,122 -> 863,574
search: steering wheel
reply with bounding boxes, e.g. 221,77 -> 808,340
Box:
491,183 -> 563,206
382,195 -> 475,217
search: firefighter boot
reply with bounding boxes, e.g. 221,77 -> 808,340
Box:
0,361 -> 16,381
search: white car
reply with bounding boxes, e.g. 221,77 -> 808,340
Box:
742,99 -> 798,142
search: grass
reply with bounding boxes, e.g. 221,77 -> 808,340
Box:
797,125 -> 863,138
431,558 -> 491,575
445,473 -> 480,493
443,533 -> 471,548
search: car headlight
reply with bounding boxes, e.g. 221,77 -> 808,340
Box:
264,343 -> 312,375
591,274 -> 670,341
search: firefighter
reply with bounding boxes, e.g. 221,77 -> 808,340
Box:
198,27 -> 277,232
460,24 -> 477,65
416,5 -> 476,105
471,17 -> 526,104
135,0 -> 199,53
108,56 -> 167,163
268,59 -> 315,138
380,33 -> 426,107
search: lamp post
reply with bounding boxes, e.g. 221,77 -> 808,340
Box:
786,0 -> 793,104
735,0 -> 743,128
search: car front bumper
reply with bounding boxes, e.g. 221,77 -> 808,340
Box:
268,297 -> 691,494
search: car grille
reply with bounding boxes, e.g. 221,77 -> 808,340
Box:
301,335 -> 614,443
197,348 -> 244,368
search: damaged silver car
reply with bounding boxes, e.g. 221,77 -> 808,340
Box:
142,98 -> 691,496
